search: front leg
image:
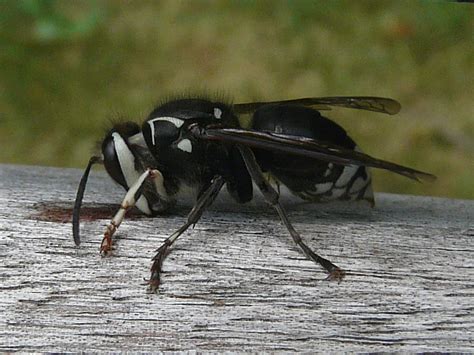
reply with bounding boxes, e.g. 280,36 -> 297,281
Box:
237,146 -> 345,281
101,169 -> 161,254
148,175 -> 225,292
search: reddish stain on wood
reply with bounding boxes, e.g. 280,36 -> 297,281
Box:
30,202 -> 145,223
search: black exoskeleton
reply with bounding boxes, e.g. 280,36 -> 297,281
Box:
73,96 -> 435,292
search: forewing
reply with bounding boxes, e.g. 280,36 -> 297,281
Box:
192,127 -> 435,182
234,96 -> 401,116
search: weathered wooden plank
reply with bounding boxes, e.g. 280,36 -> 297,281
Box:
0,163 -> 473,352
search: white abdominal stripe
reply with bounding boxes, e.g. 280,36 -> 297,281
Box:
300,167 -> 371,201
298,145 -> 373,202
334,164 -> 358,188
112,132 -> 152,215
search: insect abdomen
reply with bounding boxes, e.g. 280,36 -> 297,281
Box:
250,104 -> 374,205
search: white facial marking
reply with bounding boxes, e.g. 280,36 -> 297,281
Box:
335,165 -> 358,188
214,108 -> 222,119
112,132 -> 151,215
112,133 -> 139,184
177,138 -> 192,153
147,117 -> 184,145
128,132 -> 147,147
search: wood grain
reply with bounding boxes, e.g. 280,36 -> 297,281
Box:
0,164 -> 473,352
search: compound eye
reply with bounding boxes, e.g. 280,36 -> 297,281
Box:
144,117 -> 184,149
102,134 -> 128,188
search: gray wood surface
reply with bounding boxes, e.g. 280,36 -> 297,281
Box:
0,163 -> 473,352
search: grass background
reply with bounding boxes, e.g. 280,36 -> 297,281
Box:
1,0 -> 473,199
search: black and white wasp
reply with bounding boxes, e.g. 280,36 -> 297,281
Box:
73,96 -> 435,292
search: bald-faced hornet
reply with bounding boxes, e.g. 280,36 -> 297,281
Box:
73,96 -> 435,292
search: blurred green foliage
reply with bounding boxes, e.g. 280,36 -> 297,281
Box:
1,0 -> 103,41
0,0 -> 473,199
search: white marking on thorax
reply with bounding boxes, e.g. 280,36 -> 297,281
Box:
112,132 -> 151,214
147,117 -> 184,145
213,108 -> 222,119
177,138 -> 192,153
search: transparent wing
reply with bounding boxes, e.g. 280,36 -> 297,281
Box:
233,96 -> 401,116
192,127 -> 435,182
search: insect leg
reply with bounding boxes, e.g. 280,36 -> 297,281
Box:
101,169 -> 161,255
148,175 -> 225,292
237,146 -> 345,281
